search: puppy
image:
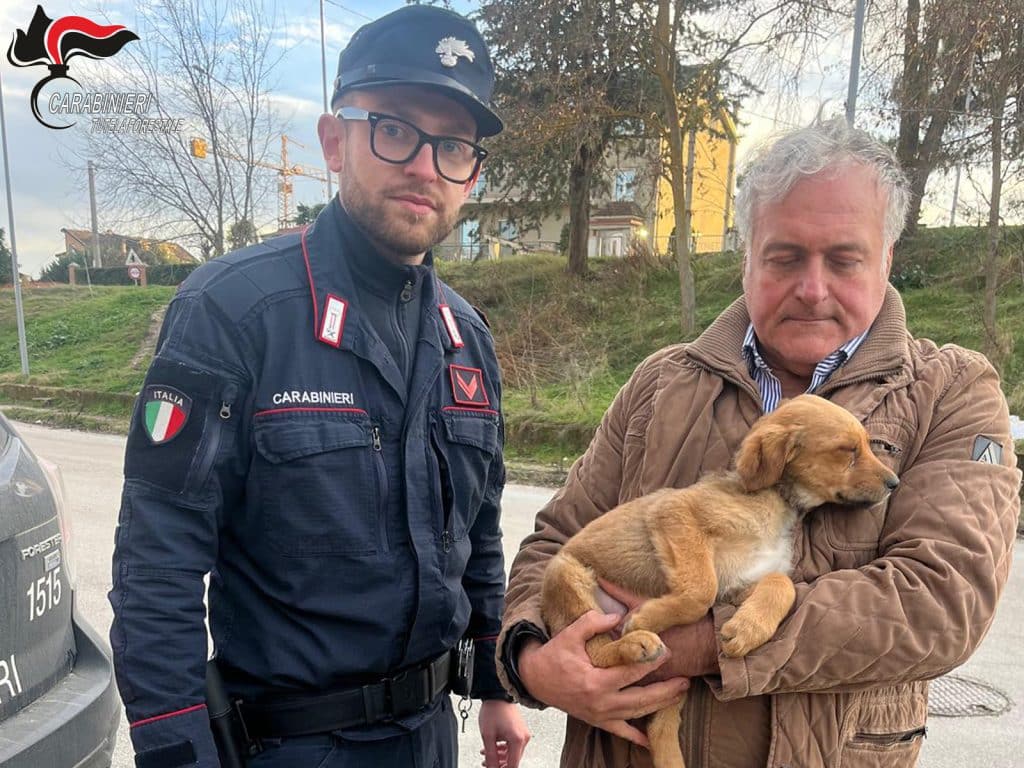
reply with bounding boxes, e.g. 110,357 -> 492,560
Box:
540,394 -> 900,768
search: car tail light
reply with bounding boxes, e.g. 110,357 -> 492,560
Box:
37,456 -> 76,589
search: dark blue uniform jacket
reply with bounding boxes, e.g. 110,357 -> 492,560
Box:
110,202 -> 507,766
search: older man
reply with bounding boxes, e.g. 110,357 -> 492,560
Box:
497,117 -> 1020,768
110,6 -> 529,768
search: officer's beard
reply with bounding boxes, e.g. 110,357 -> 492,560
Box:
339,175 -> 458,266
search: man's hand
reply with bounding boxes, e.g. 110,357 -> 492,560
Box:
477,699 -> 530,768
598,579 -> 720,681
517,611 -> 690,747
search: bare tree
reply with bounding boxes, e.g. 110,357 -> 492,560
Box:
69,0 -> 285,258
634,0 -> 833,334
971,0 -> 1023,368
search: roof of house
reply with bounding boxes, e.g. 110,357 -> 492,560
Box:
592,201 -> 645,219
61,228 -> 196,264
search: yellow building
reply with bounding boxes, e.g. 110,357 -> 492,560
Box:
652,106 -> 738,255
438,105 -> 738,261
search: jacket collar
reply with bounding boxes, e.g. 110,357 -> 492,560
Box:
300,199 -> 456,356
687,284 -> 913,391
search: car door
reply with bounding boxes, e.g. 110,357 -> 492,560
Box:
0,416 -> 76,723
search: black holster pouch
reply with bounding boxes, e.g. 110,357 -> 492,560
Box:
206,660 -> 255,768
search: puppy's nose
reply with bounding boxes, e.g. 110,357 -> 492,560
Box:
884,475 -> 900,491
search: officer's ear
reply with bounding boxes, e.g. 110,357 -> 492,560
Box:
318,113 -> 345,174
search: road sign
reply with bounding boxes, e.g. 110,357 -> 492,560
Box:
125,248 -> 143,265
127,265 -> 142,280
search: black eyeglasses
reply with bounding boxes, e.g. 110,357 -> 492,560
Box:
336,107 -> 487,184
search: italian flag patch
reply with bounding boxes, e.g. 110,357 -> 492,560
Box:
142,385 -> 193,445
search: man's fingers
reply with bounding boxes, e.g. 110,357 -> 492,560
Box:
480,739 -> 501,768
602,676 -> 690,720
597,718 -> 650,749
568,609 -> 624,641
507,736 -> 529,768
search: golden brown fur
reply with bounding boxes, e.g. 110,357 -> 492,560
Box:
540,394 -> 899,768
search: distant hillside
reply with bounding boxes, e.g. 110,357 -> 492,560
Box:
2,225 -> 1023,460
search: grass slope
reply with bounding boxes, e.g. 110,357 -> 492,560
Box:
2,226 -> 1022,461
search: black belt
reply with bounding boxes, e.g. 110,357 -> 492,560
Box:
239,652 -> 451,738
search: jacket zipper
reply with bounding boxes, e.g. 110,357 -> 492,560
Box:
869,437 -> 903,455
430,428 -> 454,553
851,726 -> 926,746
194,382 -> 237,489
683,678 -> 707,766
371,425 -> 389,551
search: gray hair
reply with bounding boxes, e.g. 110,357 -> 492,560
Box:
734,117 -> 911,251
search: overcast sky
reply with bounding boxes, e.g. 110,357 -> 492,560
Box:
0,0 -> 964,278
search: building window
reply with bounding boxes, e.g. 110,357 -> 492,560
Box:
459,218 -> 480,260
472,170 -> 487,197
498,219 -> 518,241
614,170 -> 636,201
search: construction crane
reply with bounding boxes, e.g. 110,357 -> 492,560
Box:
190,134 -> 329,229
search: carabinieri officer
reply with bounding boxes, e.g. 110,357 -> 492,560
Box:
109,6 -> 530,767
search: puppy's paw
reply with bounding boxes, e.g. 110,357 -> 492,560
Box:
617,630 -> 667,664
720,614 -> 773,658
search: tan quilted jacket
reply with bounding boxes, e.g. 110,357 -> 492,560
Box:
498,286 -> 1021,768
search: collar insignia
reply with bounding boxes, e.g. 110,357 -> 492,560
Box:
436,37 -> 474,68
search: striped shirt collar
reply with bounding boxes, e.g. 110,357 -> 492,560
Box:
742,324 -> 869,413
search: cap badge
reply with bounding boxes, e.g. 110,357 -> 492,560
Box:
436,37 -> 474,68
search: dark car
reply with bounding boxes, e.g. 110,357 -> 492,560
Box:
0,413 -> 119,767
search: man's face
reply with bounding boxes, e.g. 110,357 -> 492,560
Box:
318,85 -> 478,264
743,163 -> 892,380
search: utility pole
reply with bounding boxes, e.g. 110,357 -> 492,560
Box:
320,0 -> 333,200
846,0 -> 867,125
0,65 -> 29,376
88,160 -> 101,267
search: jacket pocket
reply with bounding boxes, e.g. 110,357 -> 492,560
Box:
840,727 -> 926,767
823,421 -> 908,560
840,684 -> 927,768
124,357 -> 240,502
252,410 -> 385,556
435,408 -> 500,541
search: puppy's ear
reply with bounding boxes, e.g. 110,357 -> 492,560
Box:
735,423 -> 798,491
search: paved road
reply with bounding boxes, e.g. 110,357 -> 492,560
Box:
13,421 -> 1023,768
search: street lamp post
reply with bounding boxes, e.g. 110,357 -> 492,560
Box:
0,62 -> 30,376
846,0 -> 867,125
320,0 -> 333,200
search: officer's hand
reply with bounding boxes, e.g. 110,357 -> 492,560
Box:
517,610 -> 690,748
598,578 -> 720,681
477,699 -> 530,768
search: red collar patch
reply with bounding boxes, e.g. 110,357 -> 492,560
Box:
449,365 -> 489,407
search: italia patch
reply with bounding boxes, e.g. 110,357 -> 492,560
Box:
142,385 -> 192,445
972,436 -> 1003,464
450,365 -> 489,407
